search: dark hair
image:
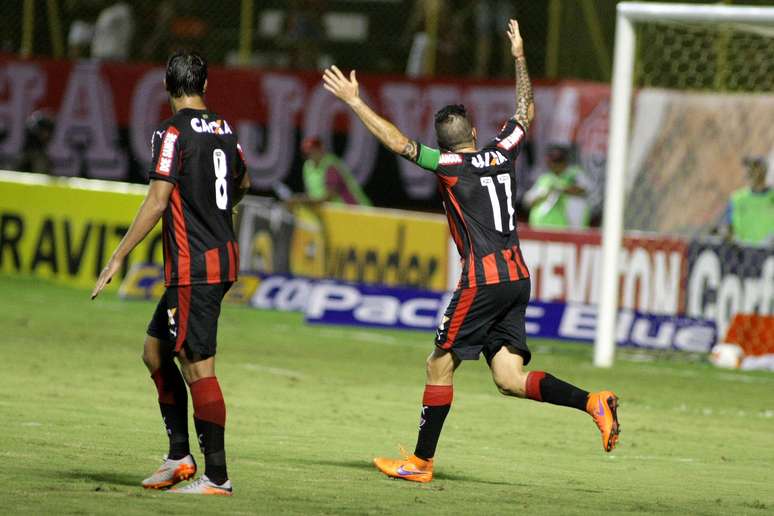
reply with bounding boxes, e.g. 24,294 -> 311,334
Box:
546,144 -> 570,163
743,155 -> 767,172
434,104 -> 473,151
165,51 -> 207,98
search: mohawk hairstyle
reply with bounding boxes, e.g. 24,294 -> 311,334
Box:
434,104 -> 474,151
165,51 -> 208,98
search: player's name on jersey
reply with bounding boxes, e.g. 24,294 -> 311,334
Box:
190,117 -> 234,135
471,150 -> 508,169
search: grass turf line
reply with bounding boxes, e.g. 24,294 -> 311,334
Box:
1,275 -> 773,515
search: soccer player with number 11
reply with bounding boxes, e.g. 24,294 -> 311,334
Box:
323,19 -> 621,483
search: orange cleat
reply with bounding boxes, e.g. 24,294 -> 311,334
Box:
373,452 -> 433,483
586,391 -> 620,452
142,455 -> 197,489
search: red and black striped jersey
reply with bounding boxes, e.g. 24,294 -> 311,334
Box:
414,118 -> 529,289
148,108 -> 246,287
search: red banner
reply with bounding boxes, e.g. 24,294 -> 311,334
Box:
0,55 -> 610,201
519,227 -> 688,315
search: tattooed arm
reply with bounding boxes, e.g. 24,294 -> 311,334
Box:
322,65 -> 419,162
506,19 -> 535,131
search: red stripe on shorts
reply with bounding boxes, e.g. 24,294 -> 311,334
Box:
175,286 -> 191,352
443,287 -> 477,349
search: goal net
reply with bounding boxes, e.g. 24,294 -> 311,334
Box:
595,3 -> 774,367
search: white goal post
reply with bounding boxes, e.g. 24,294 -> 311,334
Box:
594,2 -> 774,367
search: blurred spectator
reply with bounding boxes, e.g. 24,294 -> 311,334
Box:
721,156 -> 774,245
473,0 -> 514,78
67,20 -> 94,59
524,145 -> 589,229
91,2 -> 134,60
16,111 -> 55,174
284,0 -> 325,70
65,0 -> 102,58
294,137 -> 371,206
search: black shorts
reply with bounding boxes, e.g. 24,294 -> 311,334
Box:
435,279 -> 531,365
147,282 -> 232,356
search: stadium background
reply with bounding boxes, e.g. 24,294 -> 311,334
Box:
1,1 -> 773,514
2,0 -> 771,218
2,0 -> 771,343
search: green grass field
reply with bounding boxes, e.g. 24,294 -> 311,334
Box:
1,275 -> 773,515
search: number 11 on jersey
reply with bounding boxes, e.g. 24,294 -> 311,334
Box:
480,173 -> 515,232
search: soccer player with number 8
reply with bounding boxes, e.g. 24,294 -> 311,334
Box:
92,51 -> 250,495
323,19 -> 620,483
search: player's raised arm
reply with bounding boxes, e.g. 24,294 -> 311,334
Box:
507,19 -> 535,132
322,65 -> 420,162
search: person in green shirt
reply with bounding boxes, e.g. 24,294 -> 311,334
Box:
297,137 -> 371,206
723,156 -> 773,245
524,145 -> 588,229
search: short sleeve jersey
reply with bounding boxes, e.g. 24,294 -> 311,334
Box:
148,108 -> 246,287
414,118 -> 530,288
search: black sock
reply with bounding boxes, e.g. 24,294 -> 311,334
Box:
414,385 -> 453,461
194,418 -> 227,484
151,362 -> 190,460
525,371 -> 588,411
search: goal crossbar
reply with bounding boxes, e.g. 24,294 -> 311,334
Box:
619,2 -> 774,24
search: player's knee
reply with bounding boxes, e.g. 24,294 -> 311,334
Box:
494,372 -> 527,398
425,350 -> 454,384
141,349 -> 151,368
496,382 -> 525,398
142,345 -> 158,371
177,347 -> 215,384
425,358 -> 441,383
424,353 -> 434,373
142,336 -> 168,371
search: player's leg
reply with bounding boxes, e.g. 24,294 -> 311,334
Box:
415,347 -> 459,461
141,290 -> 196,489
143,336 -> 191,460
373,348 -> 460,483
374,286 -> 489,483
489,345 -> 620,452
169,284 -> 232,495
177,350 -> 229,483
486,280 -> 620,452
490,345 -> 589,409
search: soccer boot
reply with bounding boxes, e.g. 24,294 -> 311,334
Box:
373,451 -> 433,483
586,390 -> 620,452
168,475 -> 233,496
142,454 -> 197,489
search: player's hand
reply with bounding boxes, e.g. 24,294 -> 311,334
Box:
506,19 -> 524,59
322,66 -> 360,105
91,257 -> 121,300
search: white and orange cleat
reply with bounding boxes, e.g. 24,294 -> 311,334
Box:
142,455 -> 197,490
168,475 -> 233,496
